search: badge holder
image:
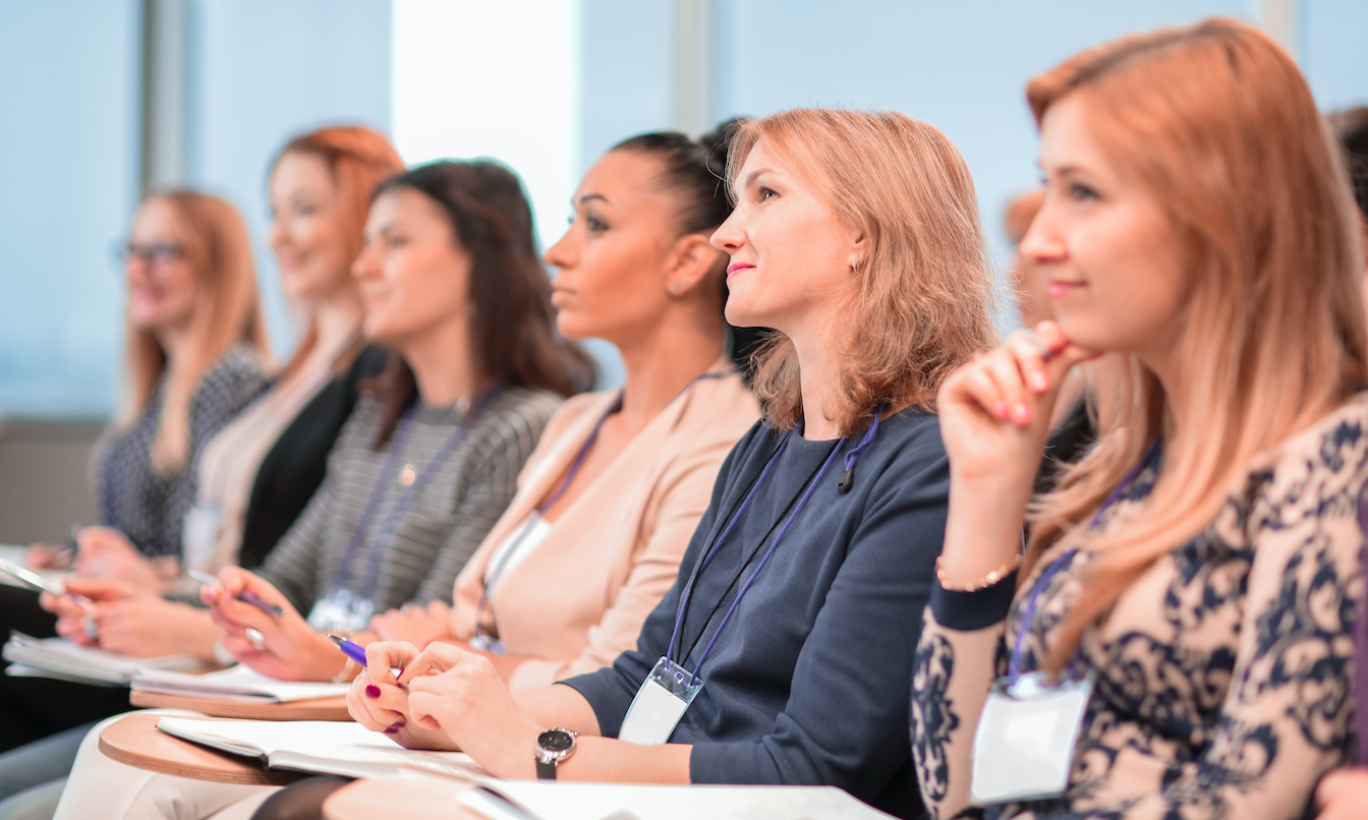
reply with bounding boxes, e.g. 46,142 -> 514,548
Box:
307,589 -> 375,634
618,656 -> 703,745
969,670 -> 1095,806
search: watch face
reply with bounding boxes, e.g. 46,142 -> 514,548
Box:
538,729 -> 574,753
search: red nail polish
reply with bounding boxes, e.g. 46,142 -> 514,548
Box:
365,685 -> 381,699
391,720 -> 405,729
383,727 -> 399,734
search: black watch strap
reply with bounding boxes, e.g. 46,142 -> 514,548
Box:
535,758 -> 558,780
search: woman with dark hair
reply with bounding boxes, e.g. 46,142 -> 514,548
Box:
45,160 -> 583,820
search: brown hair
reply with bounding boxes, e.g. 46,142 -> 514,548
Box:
1022,18 -> 1368,673
120,191 -> 271,472
271,126 -> 405,378
367,160 -> 595,444
1328,106 -> 1368,219
727,109 -> 999,434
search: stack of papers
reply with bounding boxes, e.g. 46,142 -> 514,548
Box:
156,717 -> 488,781
133,665 -> 349,703
3,633 -> 206,686
460,780 -> 898,820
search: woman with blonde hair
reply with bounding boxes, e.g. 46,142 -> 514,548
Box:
333,108 -> 995,820
912,18 -> 1368,820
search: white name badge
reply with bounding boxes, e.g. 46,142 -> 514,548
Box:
970,671 -> 1094,806
618,656 -> 702,745
307,588 -> 375,633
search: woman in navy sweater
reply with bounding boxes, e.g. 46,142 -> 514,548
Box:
342,109 -> 998,819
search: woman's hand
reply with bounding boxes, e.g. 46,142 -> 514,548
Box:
204,567 -> 342,680
400,642 -> 543,777
935,321 -> 1095,586
25,543 -> 72,570
39,577 -> 133,647
72,527 -> 168,593
347,641 -> 460,751
369,600 -> 453,646
937,321 -> 1095,484
1317,768 -> 1368,820
94,596 -> 220,658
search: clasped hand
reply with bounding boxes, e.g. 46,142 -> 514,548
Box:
348,640 -> 541,777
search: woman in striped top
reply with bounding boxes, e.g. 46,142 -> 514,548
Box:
198,159 -> 593,682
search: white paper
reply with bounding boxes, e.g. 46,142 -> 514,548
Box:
0,544 -> 70,592
132,664 -> 350,703
156,718 -> 489,781
2,633 -> 204,684
460,779 -> 897,820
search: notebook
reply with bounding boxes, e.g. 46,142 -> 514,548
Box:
156,717 -> 489,781
133,665 -> 350,703
459,779 -> 898,820
2,632 -> 205,686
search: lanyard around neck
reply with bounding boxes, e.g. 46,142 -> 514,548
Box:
332,385 -> 502,600
1007,440 -> 1161,683
666,408 -> 884,685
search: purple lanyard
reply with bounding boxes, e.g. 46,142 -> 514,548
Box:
1008,440 -> 1160,683
474,367 -> 739,640
472,392 -> 622,639
332,385 -> 502,600
667,409 -> 883,686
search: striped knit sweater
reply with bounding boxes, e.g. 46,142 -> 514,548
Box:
257,386 -> 560,617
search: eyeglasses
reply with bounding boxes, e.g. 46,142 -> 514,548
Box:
112,241 -> 186,269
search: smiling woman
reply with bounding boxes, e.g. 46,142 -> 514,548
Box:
913,18 -> 1368,820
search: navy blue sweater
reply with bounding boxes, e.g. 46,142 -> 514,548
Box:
561,410 -> 948,819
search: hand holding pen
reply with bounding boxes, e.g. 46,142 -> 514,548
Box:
189,570 -> 284,618
203,566 -> 351,680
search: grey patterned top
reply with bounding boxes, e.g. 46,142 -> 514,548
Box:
95,344 -> 269,559
257,386 -> 561,618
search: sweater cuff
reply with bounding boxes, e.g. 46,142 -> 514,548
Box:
930,570 -> 1017,631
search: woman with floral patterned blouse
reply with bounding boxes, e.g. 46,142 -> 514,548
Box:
911,18 -> 1368,820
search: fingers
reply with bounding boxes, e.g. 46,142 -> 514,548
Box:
397,642 -> 473,684
365,641 -> 419,686
348,668 -> 410,730
406,685 -> 446,731
63,577 -> 137,602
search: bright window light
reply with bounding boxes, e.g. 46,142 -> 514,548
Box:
392,0 -> 578,253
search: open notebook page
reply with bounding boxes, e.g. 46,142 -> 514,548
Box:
461,779 -> 898,820
156,718 -> 488,781
2,633 -> 204,684
133,665 -> 349,703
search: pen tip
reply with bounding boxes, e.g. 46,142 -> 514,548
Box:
328,634 -> 345,647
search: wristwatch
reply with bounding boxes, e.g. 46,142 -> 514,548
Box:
533,727 -> 578,780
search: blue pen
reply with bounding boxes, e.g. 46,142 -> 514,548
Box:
189,570 -> 285,618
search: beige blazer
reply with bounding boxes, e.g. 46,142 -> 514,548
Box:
449,359 -> 759,690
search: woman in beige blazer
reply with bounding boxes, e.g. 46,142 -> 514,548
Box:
364,122 -> 760,691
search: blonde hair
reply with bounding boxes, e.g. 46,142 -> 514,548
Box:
728,109 -> 999,434
120,191 -> 271,473
272,126 -> 405,379
1023,18 -> 1368,672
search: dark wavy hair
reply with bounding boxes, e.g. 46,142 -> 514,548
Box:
366,160 -> 596,445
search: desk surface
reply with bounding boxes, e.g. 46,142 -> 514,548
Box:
129,691 -> 352,721
99,713 -> 308,786
323,778 -> 478,820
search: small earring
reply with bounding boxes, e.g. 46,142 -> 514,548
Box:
668,284 -> 681,294
850,256 -> 860,272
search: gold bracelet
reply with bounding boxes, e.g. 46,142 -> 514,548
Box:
936,554 -> 1021,592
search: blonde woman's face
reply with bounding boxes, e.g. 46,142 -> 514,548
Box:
352,187 -> 471,351
125,198 -> 197,333
1022,94 -> 1189,359
710,138 -> 861,337
268,151 -> 355,304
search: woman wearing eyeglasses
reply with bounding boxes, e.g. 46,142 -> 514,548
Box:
0,190 -> 272,751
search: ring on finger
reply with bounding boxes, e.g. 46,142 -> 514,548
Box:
245,627 -> 266,651
83,617 -> 98,639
